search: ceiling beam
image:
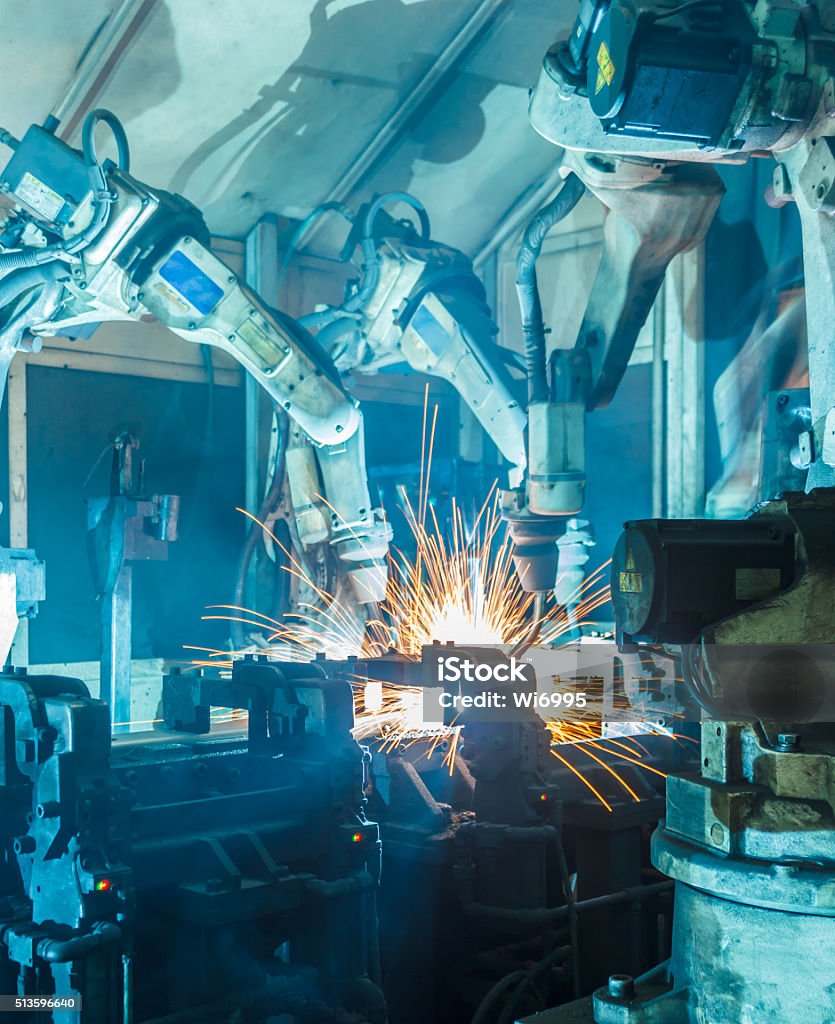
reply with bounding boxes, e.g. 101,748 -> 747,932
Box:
50,0 -> 157,141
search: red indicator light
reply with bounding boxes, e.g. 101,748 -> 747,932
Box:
351,832 -> 362,844
540,793 -> 548,802
95,878 -> 113,892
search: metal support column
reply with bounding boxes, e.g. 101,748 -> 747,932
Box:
102,561 -> 133,728
664,247 -> 706,517
244,217 -> 280,607
7,361 -> 28,665
88,436 -> 179,731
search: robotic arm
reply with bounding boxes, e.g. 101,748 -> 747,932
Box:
529,0 -> 835,491
506,0 -> 835,592
292,194 -> 528,483
0,113 -> 357,444
277,194 -> 528,608
0,110 -> 392,607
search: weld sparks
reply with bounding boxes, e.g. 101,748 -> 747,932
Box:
182,391 -> 680,806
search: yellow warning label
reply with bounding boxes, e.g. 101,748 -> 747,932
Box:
619,572 -> 643,594
619,544 -> 642,593
595,40 -> 615,94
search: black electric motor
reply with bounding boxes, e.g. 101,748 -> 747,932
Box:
561,0 -> 764,147
611,515 -> 797,646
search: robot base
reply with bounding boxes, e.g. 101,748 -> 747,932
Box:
522,825 -> 835,1024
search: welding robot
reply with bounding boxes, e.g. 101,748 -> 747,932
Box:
252,191 -> 528,626
507,0 -> 835,1021
0,109 -> 400,616
0,111 -> 397,1022
0,110 -> 536,628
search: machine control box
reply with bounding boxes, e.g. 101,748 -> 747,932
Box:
1,125 -> 89,225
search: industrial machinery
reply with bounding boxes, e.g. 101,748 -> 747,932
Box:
503,0 -> 835,593
510,1 -> 835,1020
5,3 -> 833,1018
0,113 -> 542,619
342,646 -> 697,1024
0,615 -> 700,1024
0,109 -> 389,610
266,194 -> 528,616
0,96 -> 691,1024
0,656 -> 385,1024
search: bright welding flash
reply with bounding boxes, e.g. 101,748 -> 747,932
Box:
364,681 -> 383,714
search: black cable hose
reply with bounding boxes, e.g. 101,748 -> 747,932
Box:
515,174 -> 586,405
300,191 -> 431,332
269,517 -> 293,624
81,108 -> 130,174
471,944 -> 573,1024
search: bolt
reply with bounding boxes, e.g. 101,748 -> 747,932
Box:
13,835 -> 36,855
608,975 -> 635,1001
710,822 -> 725,845
776,733 -> 801,752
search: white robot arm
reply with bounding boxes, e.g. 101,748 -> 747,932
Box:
291,194 -> 528,485
0,112 -> 358,444
0,110 -> 390,606
278,194 -> 529,609
504,0 -> 835,592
